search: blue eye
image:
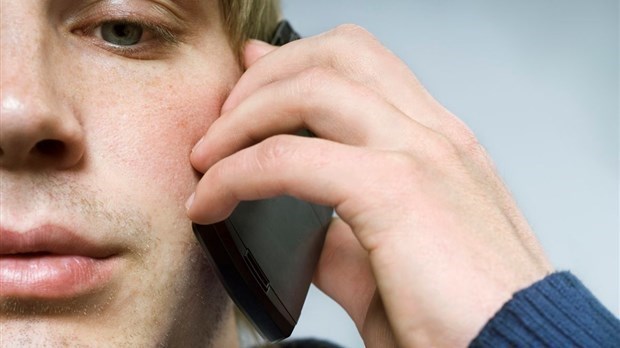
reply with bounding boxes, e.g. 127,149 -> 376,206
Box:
100,22 -> 143,46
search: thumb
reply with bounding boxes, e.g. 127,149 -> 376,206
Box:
243,39 -> 278,68
313,218 -> 376,329
313,219 -> 397,347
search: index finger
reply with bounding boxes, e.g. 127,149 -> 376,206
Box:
222,26 -> 474,147
222,26 -> 427,117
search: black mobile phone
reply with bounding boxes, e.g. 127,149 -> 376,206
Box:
192,22 -> 333,341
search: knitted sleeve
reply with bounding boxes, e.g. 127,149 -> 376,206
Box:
470,271 -> 620,347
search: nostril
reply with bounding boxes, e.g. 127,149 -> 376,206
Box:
35,139 -> 66,157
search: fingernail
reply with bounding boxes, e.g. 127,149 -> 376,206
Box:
191,136 -> 204,154
185,192 -> 195,211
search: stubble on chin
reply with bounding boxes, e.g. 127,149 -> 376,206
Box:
0,172 -> 233,347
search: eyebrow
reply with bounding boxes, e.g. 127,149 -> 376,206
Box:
77,0 -> 204,21
151,0 -> 207,19
151,0 -> 189,18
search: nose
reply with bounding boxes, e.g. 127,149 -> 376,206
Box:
0,3 -> 85,170
0,94 -> 85,169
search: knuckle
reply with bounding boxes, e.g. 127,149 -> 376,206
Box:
293,67 -> 343,108
326,24 -> 381,57
425,133 -> 460,162
450,124 -> 488,161
381,151 -> 419,178
297,66 -> 335,92
207,158 -> 229,186
255,135 -> 294,170
323,24 -> 385,82
459,133 -> 484,156
332,24 -> 375,42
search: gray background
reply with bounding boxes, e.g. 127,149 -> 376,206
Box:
281,1 -> 619,347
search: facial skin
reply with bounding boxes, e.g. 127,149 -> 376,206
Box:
1,0 -> 241,346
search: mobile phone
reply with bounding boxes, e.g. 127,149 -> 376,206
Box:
192,22 -> 334,341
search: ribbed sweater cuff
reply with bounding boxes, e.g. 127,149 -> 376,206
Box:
470,271 -> 620,347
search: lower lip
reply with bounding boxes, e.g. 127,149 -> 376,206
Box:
0,254 -> 117,299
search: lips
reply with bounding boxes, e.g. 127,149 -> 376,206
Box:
0,225 -> 119,299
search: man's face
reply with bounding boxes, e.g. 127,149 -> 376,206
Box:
0,0 -> 241,346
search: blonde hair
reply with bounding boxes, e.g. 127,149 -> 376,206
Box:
219,0 -> 282,58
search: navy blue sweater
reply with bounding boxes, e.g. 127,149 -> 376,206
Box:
470,271 -> 619,347
275,272 -> 619,347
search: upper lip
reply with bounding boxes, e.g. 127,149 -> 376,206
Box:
0,225 -> 117,259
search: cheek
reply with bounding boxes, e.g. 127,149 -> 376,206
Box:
77,63 -> 238,204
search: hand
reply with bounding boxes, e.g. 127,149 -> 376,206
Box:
187,25 -> 553,347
